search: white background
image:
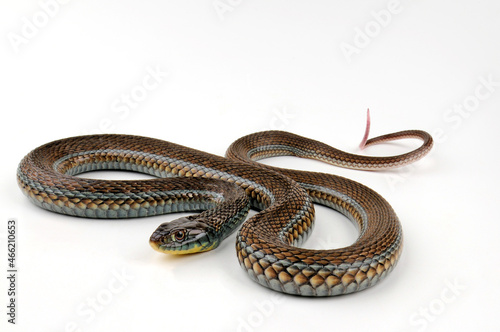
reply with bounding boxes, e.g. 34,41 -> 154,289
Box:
1,1 -> 499,331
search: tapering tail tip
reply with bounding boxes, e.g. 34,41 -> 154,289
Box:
359,108 -> 371,150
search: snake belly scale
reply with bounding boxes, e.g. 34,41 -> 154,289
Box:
17,130 -> 432,296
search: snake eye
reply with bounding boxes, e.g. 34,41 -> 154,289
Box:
172,229 -> 186,242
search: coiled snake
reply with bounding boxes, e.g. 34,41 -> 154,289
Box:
17,124 -> 432,297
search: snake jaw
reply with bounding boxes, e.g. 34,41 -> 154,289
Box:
149,216 -> 218,254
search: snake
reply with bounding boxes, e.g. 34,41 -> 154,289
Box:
17,127 -> 432,296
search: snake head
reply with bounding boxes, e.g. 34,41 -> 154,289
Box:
149,216 -> 219,254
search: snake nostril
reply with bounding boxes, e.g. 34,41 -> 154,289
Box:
149,232 -> 163,244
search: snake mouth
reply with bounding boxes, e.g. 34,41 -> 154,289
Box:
150,239 -> 219,254
149,238 -> 163,252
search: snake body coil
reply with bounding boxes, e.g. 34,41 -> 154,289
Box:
17,130 -> 432,296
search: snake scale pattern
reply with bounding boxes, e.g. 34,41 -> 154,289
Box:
17,129 -> 432,296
